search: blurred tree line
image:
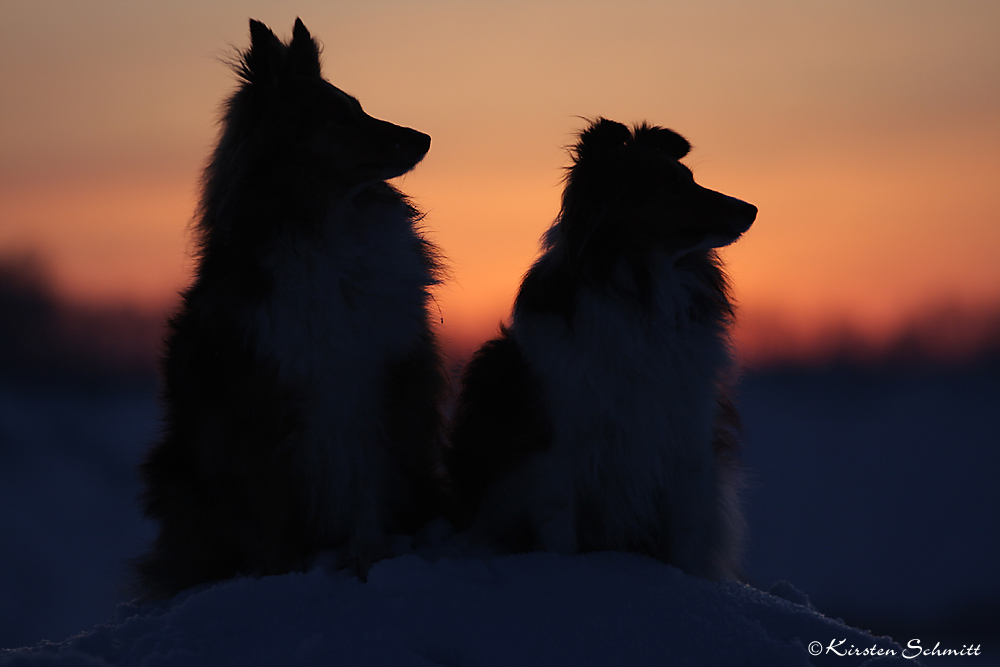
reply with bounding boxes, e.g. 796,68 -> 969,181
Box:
0,254 -> 163,387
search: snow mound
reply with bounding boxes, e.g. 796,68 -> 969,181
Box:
1,551 -> 913,666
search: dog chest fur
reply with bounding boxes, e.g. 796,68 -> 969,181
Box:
248,194 -> 435,538
511,255 -> 730,568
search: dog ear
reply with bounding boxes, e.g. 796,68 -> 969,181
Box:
629,123 -> 691,160
657,129 -> 691,160
289,18 -> 322,77
574,118 -> 632,164
242,19 -> 285,84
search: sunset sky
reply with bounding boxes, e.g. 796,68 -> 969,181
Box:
2,1 -> 998,362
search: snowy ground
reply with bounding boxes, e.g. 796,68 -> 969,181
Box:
0,365 -> 996,664
738,365 -> 1000,646
0,550 -> 927,666
0,383 -> 157,649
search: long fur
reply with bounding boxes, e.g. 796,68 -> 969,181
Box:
133,18 -> 445,599
447,118 -> 756,580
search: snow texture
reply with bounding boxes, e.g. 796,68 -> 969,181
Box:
2,367 -> 997,664
1,548 -> 913,666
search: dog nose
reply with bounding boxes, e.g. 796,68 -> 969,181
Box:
728,197 -> 756,224
412,131 -> 431,155
394,129 -> 431,159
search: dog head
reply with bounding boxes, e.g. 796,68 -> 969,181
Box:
557,118 -> 756,265
229,19 -> 430,184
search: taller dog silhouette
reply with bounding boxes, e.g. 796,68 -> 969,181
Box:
134,18 -> 445,598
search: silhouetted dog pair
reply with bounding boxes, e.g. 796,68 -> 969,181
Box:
134,19 -> 756,599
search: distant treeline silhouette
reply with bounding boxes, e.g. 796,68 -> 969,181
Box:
0,254 -> 163,386
736,304 -> 1000,370
2,254 -> 998,384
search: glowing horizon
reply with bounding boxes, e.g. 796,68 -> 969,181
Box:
2,1 -> 999,364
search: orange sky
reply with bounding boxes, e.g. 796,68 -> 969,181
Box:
2,1 -> 999,362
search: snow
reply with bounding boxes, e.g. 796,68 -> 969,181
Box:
2,549 -> 914,666
0,384 -> 156,648
1,365 -> 998,665
738,366 -> 1000,631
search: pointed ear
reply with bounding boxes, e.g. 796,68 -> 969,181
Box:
292,17 -> 311,41
241,19 -> 285,84
249,18 -> 275,45
288,18 -> 322,77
